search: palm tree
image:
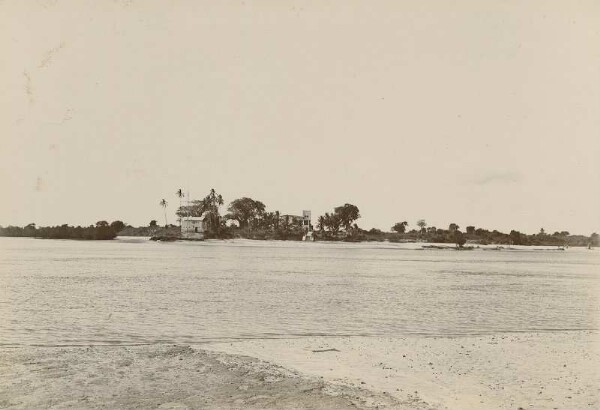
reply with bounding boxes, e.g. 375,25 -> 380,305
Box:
176,189 -> 185,226
202,188 -> 224,234
159,199 -> 168,227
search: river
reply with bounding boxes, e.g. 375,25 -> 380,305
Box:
1,237 -> 598,346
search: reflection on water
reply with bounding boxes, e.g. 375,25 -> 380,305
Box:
1,237 -> 598,346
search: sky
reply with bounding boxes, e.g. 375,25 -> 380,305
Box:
1,0 -> 599,235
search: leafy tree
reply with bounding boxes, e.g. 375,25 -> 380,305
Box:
591,233 -> 599,247
317,204 -> 359,237
269,213 -> 305,240
466,226 -> 475,235
475,228 -> 488,236
449,223 -> 459,232
176,200 -> 206,218
259,211 -> 280,231
453,231 -> 466,248
24,223 -> 36,235
416,219 -> 427,233
149,220 -> 157,227
333,203 -> 360,231
392,221 -> 408,233
509,230 -> 522,245
323,212 -> 342,235
94,221 -> 114,239
226,197 -> 266,229
110,220 -> 126,233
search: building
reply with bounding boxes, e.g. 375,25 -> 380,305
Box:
279,214 -> 303,225
181,217 -> 205,239
302,210 -> 312,231
279,210 -> 312,232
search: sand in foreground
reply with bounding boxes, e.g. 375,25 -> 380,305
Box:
206,331 -> 600,410
0,344 -> 426,409
2,332 -> 597,409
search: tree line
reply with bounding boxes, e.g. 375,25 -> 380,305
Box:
0,221 -> 126,240
385,220 -> 599,247
1,187 -> 598,247
158,188 -> 599,246
166,188 -> 363,240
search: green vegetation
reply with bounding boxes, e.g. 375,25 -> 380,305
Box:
118,221 -> 180,238
417,219 -> 427,233
222,213 -> 306,241
378,223 -> 597,248
1,187 -> 598,247
226,197 -> 266,230
315,204 -> 361,241
172,189 -> 305,240
391,221 -> 408,233
0,221 -> 124,240
176,188 -> 225,238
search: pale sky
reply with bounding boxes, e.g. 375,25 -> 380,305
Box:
1,0 -> 599,235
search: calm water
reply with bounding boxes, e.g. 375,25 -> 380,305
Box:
1,237 -> 599,346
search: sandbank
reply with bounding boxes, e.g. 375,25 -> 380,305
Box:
0,344 -> 413,409
206,331 -> 600,410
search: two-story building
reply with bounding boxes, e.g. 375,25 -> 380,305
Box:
181,217 -> 205,239
279,210 -> 312,231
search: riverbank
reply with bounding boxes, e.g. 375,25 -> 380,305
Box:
0,344 -> 415,409
206,331 -> 600,410
2,225 -> 597,248
1,332 -> 596,409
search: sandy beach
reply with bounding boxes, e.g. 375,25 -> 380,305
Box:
0,344 -> 414,410
206,331 -> 600,410
1,331 -> 597,409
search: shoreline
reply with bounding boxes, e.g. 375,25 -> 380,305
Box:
2,232 -> 597,248
6,235 -> 594,251
1,331 -> 597,409
205,331 -> 600,410
0,344 -> 414,410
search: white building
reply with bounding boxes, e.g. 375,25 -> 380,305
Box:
302,210 -> 311,230
280,210 -> 312,232
181,217 -> 205,239
302,211 -> 314,241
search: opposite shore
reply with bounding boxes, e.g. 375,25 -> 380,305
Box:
2,188 -> 599,248
1,222 -> 598,248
